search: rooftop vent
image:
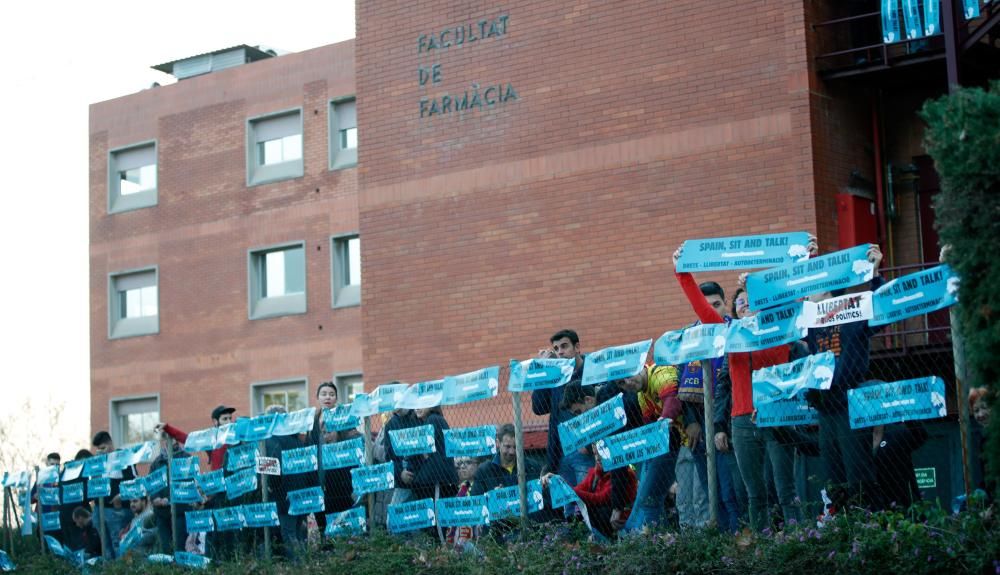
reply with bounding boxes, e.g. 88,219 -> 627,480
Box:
152,45 -> 277,80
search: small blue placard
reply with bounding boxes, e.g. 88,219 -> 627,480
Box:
581,340 -> 651,386
387,498 -> 436,533
654,323 -> 728,365
41,512 -> 61,533
225,443 -> 258,472
677,232 -> 811,272
119,521 -> 145,553
194,469 -> 226,495
882,0 -> 901,42
119,478 -> 147,501
224,468 -> 257,500
325,506 -> 367,537
746,244 -> 874,310
752,351 -> 836,406
870,264 -> 958,327
287,486 -> 325,516
62,483 -> 84,504
127,441 -> 158,465
37,465 -> 60,485
39,487 -> 60,506
60,462 -> 83,483
444,426 -> 497,458
171,480 -> 204,505
143,467 -> 169,496
183,427 -> 225,453
185,510 -> 215,533
595,419 -> 671,471
321,437 -> 365,470
755,392 -> 818,427
323,405 -> 360,432
235,414 -> 277,443
442,366 -> 500,406
213,507 -> 245,531
174,551 -> 211,569
486,485 -> 521,521
527,479 -> 545,512
389,424 -> 436,457
87,477 -> 111,499
170,457 -> 201,481
0,549 -> 14,571
82,454 -> 108,478
395,380 -> 445,410
547,475 -> 580,509
272,407 -> 316,436
281,445 -> 319,475
350,462 -> 395,496
436,495 -> 490,528
848,376 -> 948,429
507,358 -> 576,392
351,383 -> 409,417
558,393 -> 628,454
923,0 -> 939,35
242,502 -> 280,528
724,301 -> 810,353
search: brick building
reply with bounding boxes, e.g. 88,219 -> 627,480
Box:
90,2 -> 997,494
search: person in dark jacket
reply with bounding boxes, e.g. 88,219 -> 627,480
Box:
58,450 -> 92,546
64,506 -> 102,558
872,420 -> 929,511
410,406 -> 459,499
309,381 -> 362,533
92,431 -> 136,557
263,405 -> 309,558
532,330 -> 590,487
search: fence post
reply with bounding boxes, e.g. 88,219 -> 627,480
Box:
2,487 -> 10,555
165,436 -> 178,553
701,362 -> 719,528
96,494 -> 109,560
511,391 -> 529,531
363,415 -> 374,529
950,307 -> 973,498
34,467 -> 44,555
259,440 -> 271,561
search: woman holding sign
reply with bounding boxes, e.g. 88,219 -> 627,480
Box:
309,382 -> 361,533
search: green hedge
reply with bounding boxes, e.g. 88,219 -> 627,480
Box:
921,80 -> 1000,486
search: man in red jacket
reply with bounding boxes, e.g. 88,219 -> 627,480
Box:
155,405 -> 236,471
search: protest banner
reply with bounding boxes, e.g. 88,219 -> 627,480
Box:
848,376 -> 947,429
558,394 -> 627,454
870,264 -> 959,327
581,340 -> 652,386
677,232 -> 811,272
746,244 -> 874,310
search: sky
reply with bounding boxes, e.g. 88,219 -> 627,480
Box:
0,0 -> 356,470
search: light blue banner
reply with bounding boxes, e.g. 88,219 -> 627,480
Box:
350,462 -> 395,496
677,232 -> 811,272
19,488 -> 32,536
225,443 -> 258,472
547,475 -> 580,509
44,536 -> 84,567
171,480 -> 204,505
272,407 -> 316,436
963,0 -> 980,19
882,0 -> 901,42
595,419 -> 671,471
321,437 -> 365,470
37,465 -> 60,485
902,0 -> 924,39
107,449 -> 130,472
436,495 -> 489,528
924,0 -> 940,35
119,478 -> 147,501
444,425 -> 497,458
752,351 -> 836,406
119,521 -> 145,553
82,454 -> 108,478
395,380 -> 445,410
724,301 -> 811,353
235,414 -> 277,443
0,549 -> 14,571
183,428 -> 222,453
527,479 -> 545,513
41,512 -> 60,533
6,471 -> 29,489
213,507 -> 245,531
174,551 -> 211,569
581,340 -> 651,386
185,510 -> 215,533
60,462 -> 82,483
142,467 -> 168,496
87,477 -> 111,499
486,485 -> 521,521
507,357 -> 576,392
558,393 -> 628,454
389,424 -> 437,457
323,405 -> 360,432
62,483 -> 84,504
194,469 -> 226,495
442,366 -> 500,405
225,468 -> 257,500
387,497 -> 436,533
848,376 -> 948,429
242,502 -> 280,528
287,486 -> 325,516
325,506 -> 367,538
746,244 -> 874,310
755,392 -> 819,427
282,445 -> 319,475
654,323 -> 728,365
870,264 -> 958,327
350,383 -> 410,417
39,487 -> 60,506
170,457 -> 200,481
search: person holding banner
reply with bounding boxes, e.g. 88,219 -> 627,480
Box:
65,507 -> 102,558
673,244 -> 801,531
148,438 -> 192,554
446,456 -> 483,549
383,405 -> 421,506
541,446 -> 637,540
309,381 -> 361,533
803,244 -> 884,508
119,496 -> 158,558
58,449 -> 93,545
157,404 -> 237,472
92,431 -> 137,557
263,405 -> 308,558
410,406 -> 459,500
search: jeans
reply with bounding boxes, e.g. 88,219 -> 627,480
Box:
675,446 -> 709,528
715,450 -> 743,533
623,451 -> 677,532
818,409 -> 875,501
277,513 -> 303,559
103,505 -> 133,557
731,414 -> 800,531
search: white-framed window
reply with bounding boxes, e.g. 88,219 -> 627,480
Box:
248,242 -> 306,319
331,234 -> 360,307
329,98 -> 357,170
251,379 -> 308,416
108,141 -> 157,213
109,267 -> 159,339
335,373 -> 364,403
110,396 -> 160,446
246,109 -> 303,186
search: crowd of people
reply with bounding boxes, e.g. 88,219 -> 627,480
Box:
24,241 -> 994,563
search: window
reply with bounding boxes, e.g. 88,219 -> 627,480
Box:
247,109 -> 303,186
248,242 -> 306,319
329,98 -> 357,170
110,396 -> 160,446
252,380 -> 308,415
108,141 -> 157,213
331,234 -> 360,307
109,268 -> 159,339
335,374 -> 364,403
